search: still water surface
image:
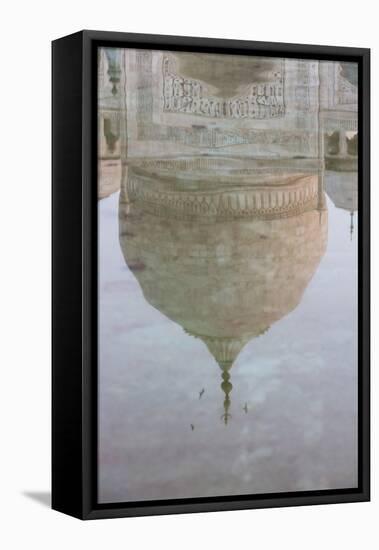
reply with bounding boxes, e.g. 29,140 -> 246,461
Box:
98,171 -> 357,503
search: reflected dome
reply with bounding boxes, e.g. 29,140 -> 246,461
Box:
325,171 -> 357,240
119,158 -> 328,373
325,171 -> 357,212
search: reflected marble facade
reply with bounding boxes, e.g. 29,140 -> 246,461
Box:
98,48 -> 358,502
98,48 -> 357,183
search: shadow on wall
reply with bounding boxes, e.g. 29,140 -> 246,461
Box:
22,491 -> 51,508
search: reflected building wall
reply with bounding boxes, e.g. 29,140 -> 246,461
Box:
124,52 -> 322,160
98,49 -> 358,199
319,61 -> 358,171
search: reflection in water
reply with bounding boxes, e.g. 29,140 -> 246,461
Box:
98,48 -> 358,503
325,171 -> 358,240
119,161 -> 328,424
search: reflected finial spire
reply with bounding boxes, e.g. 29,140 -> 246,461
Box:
185,332 -> 258,426
350,211 -> 354,241
220,366 -> 233,426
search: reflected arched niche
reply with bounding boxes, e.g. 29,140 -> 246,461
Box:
119,158 -> 328,423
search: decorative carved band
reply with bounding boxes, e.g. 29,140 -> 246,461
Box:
138,123 -> 312,150
323,117 -> 358,132
133,157 -> 322,174
126,175 -> 320,221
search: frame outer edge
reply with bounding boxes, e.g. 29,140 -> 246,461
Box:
82,30 -> 96,519
52,31 -> 85,519
360,48 -> 370,501
54,30 -> 370,520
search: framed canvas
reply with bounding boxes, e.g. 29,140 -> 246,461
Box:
52,30 -> 370,520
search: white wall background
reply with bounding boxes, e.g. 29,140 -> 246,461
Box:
0,0 -> 376,547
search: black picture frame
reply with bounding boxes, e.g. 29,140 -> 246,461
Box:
52,30 -> 370,520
